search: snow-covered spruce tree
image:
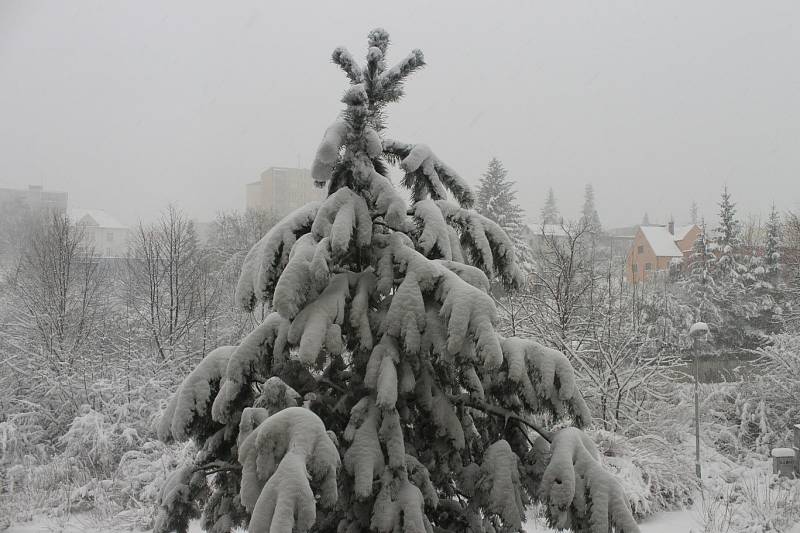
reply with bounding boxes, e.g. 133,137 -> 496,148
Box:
476,158 -> 534,272
540,187 -> 560,225
711,186 -> 765,347
714,185 -> 743,277
155,29 -> 639,533
680,221 -> 722,330
764,203 -> 781,282
581,184 -> 601,233
745,204 -> 785,337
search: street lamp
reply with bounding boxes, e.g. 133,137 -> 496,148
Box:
689,322 -> 709,480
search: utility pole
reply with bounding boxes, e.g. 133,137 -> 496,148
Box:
689,322 -> 709,480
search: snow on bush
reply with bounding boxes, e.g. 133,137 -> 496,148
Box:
592,430 -> 696,518
57,405 -> 119,473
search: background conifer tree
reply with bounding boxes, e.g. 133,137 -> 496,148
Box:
747,203 -> 785,337
681,220 -> 722,328
765,203 -> 781,281
155,29 -> 638,533
581,183 -> 602,232
714,185 -> 743,276
540,187 -> 560,225
475,157 -> 534,272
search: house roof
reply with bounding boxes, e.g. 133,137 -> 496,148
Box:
68,208 -> 126,229
607,225 -> 639,239
525,223 -> 569,238
672,225 -> 695,241
639,226 -> 683,257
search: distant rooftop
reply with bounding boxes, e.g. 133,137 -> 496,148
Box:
607,225 -> 639,239
68,208 -> 126,229
525,222 -> 569,238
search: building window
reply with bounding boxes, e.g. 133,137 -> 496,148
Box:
645,263 -> 652,271
632,264 -> 638,273
637,245 -> 644,254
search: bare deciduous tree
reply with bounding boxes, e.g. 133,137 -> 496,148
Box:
126,205 -> 220,360
7,212 -> 106,365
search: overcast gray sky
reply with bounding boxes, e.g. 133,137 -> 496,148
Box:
2,1 -> 799,228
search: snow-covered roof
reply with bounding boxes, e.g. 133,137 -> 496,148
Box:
526,223 -> 568,237
672,225 -> 694,241
639,226 -> 683,257
68,208 -> 126,229
607,225 -> 639,239
771,448 -> 795,458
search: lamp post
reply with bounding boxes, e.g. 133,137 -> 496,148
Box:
689,322 -> 709,480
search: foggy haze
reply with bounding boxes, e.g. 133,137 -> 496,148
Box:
2,0 -> 799,227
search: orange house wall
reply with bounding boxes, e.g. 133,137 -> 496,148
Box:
626,229 -> 659,282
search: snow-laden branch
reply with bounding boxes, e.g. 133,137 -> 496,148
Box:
384,139 -> 475,208
238,407 -> 339,533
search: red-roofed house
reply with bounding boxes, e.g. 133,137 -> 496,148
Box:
626,222 -> 700,282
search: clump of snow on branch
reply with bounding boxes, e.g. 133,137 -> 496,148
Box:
153,465 -> 207,533
368,170 -> 411,231
437,200 -> 524,288
272,233 -> 323,319
158,346 -> 235,443
311,120 -> 349,183
497,337 -> 592,425
343,397 -> 385,499
375,232 -> 504,369
384,139 -> 475,207
253,377 -> 300,415
412,199 -> 453,259
238,407 -> 339,533
476,440 -> 526,529
541,427 -> 640,532
311,187 -> 372,256
236,203 -> 320,311
211,312 -> 289,424
286,272 -> 349,364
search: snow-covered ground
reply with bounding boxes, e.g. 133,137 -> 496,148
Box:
5,447 -> 797,533
6,512 -> 699,533
523,508 -> 699,532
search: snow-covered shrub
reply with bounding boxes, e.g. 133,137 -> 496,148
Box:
592,430 -> 696,518
700,472 -> 800,533
699,336 -> 800,459
57,406 -> 119,474
0,420 -> 31,467
117,441 -> 193,502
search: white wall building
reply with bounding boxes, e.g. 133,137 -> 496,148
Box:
69,208 -> 129,258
